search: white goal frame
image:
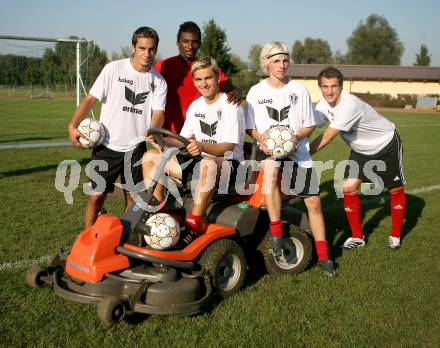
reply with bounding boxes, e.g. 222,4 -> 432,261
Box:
0,35 -> 88,106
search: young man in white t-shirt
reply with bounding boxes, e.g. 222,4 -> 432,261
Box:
143,56 -> 244,239
311,67 -> 406,250
245,42 -> 335,276
67,27 -> 167,228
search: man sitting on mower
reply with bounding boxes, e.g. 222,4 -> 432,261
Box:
142,56 -> 245,242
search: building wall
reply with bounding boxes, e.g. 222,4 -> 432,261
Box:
295,79 -> 440,103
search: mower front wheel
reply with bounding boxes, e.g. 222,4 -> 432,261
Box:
260,225 -> 312,275
97,297 -> 126,325
25,264 -> 50,288
199,239 -> 246,298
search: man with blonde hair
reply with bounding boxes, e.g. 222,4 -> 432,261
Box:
245,41 -> 335,276
143,56 -> 244,241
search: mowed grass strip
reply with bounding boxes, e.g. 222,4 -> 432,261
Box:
0,104 -> 439,346
0,98 -> 100,144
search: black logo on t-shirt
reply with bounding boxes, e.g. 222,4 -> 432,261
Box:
200,120 -> 218,137
125,86 -> 149,105
258,98 -> 273,104
266,105 -> 291,122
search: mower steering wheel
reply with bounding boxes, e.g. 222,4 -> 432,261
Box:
147,127 -> 191,156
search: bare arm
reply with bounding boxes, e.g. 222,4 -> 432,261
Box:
67,95 -> 97,148
221,80 -> 242,105
151,109 -> 165,128
186,140 -> 235,157
296,126 -> 316,141
309,127 -> 340,155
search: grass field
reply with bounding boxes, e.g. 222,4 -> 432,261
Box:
0,98 -> 439,347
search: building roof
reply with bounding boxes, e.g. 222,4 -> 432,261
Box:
259,64 -> 440,82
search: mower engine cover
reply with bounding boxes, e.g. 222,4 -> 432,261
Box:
65,215 -> 129,282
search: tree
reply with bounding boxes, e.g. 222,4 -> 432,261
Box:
414,44 -> 431,66
333,50 -> 347,64
291,38 -> 332,64
346,14 -> 403,65
248,44 -> 262,71
111,46 -> 132,60
199,19 -> 238,75
291,40 -> 304,64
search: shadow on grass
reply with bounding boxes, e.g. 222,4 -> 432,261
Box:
318,179 -> 424,259
0,158 -> 89,179
0,135 -> 66,144
362,193 -> 424,244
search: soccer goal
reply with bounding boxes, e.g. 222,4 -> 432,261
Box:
0,35 -> 88,106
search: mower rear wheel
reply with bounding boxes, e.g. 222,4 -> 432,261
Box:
199,239 -> 246,297
97,297 -> 126,325
25,264 -> 49,288
260,225 -> 312,275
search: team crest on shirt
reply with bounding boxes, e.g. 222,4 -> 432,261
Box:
217,109 -> 222,120
150,81 -> 156,93
200,120 -> 218,137
289,93 -> 298,105
266,105 -> 291,123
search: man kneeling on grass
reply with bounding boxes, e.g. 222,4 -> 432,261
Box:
142,56 -> 245,243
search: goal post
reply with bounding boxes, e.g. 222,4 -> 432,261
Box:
0,35 -> 88,106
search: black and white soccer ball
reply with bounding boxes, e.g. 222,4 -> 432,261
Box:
77,118 -> 105,148
144,213 -> 181,250
264,126 -> 298,159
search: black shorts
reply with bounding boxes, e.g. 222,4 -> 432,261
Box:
256,149 -> 320,197
176,154 -> 240,192
88,142 -> 146,193
344,131 -> 405,188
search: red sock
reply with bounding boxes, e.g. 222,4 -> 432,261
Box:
343,191 -> 363,239
389,187 -> 406,238
185,213 -> 204,234
315,240 -> 329,261
270,221 -> 283,238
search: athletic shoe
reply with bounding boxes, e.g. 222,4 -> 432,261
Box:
181,229 -> 201,245
270,235 -> 284,257
388,236 -> 401,250
341,237 -> 365,250
317,259 -> 336,277
269,236 -> 297,262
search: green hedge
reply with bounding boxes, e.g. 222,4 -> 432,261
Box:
353,93 -> 417,108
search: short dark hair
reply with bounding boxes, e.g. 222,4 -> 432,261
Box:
318,67 -> 344,87
132,26 -> 159,47
177,21 -> 201,42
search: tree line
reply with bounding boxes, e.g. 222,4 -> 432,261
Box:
0,37 -> 108,87
0,14 -> 432,91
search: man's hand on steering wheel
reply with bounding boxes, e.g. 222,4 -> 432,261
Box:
145,132 -> 163,151
186,140 -> 204,157
146,128 -> 192,156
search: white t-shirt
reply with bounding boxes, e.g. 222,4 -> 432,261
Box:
245,79 -> 315,168
314,91 -> 395,155
90,58 -> 167,152
180,93 -> 245,161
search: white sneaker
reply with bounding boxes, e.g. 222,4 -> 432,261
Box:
341,237 -> 365,250
388,236 -> 401,250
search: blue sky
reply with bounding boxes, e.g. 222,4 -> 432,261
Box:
1,0 -> 439,66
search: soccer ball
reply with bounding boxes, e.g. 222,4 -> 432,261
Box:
264,126 -> 298,159
77,118 -> 105,148
144,213 -> 181,250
